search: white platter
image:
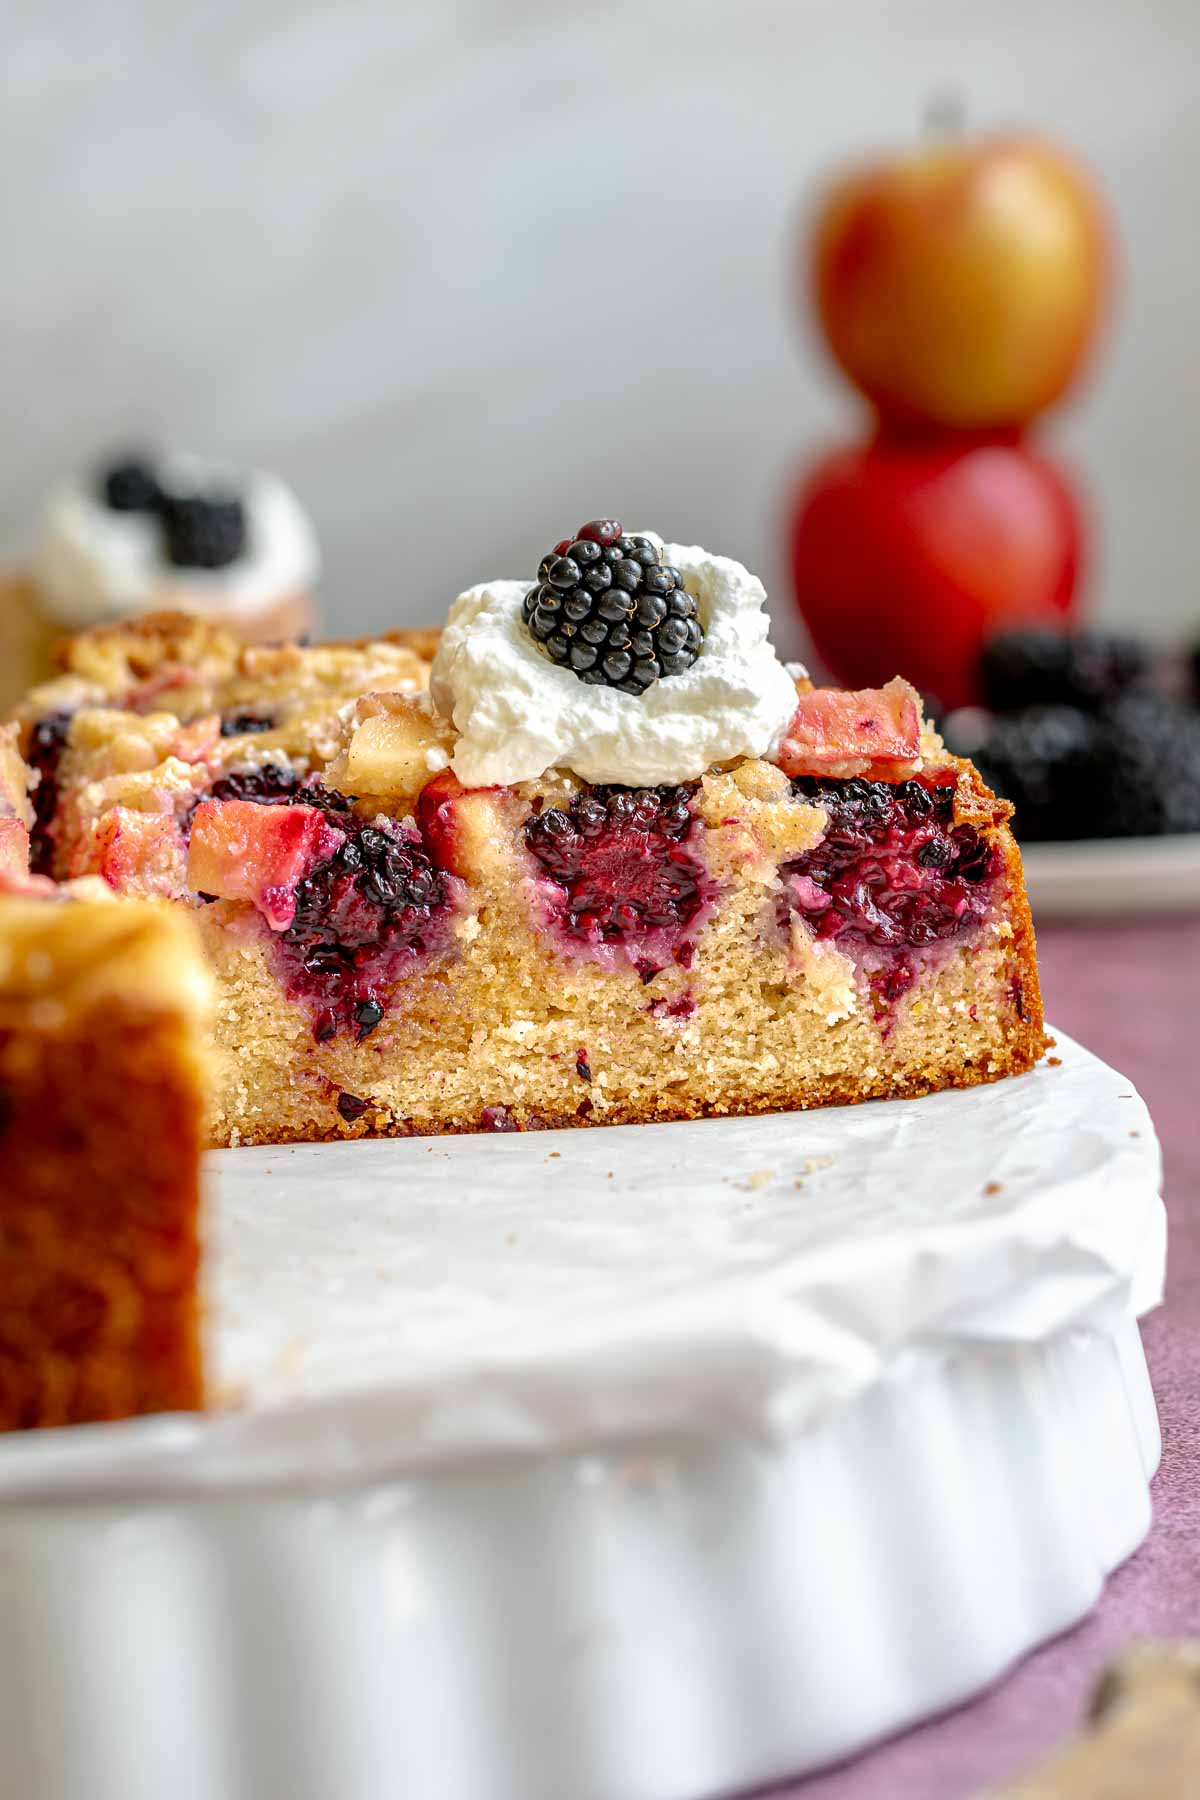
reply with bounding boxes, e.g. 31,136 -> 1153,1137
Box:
0,1034 -> 1166,1800
1022,831 -> 1200,919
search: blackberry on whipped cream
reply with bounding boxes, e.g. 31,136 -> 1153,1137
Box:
430,534 -> 800,788
523,520 -> 704,693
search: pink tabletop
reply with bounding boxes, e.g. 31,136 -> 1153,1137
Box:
755,915 -> 1200,1800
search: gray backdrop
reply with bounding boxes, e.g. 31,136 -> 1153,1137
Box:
3,0 -> 1197,656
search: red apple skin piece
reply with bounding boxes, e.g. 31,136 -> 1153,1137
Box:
812,132 -> 1111,430
75,807 -> 185,897
777,677 -> 923,780
169,714 -> 222,767
787,435 -> 1083,710
188,800 -> 340,930
0,818 -> 31,880
415,770 -> 466,872
416,769 -> 510,877
0,819 -> 54,896
123,668 -> 198,713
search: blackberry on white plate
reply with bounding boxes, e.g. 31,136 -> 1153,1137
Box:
522,519 -> 704,694
980,628 -> 1147,713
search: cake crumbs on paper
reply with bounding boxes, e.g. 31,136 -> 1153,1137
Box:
983,1181 -> 1003,1196
271,1335 -> 310,1375
802,1155 -> 835,1173
1046,1055 -> 1062,1067
209,1380 -> 249,1412
741,1168 -> 775,1191
1130,1130 -> 1141,1138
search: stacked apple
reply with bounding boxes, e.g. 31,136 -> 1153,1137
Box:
789,131 -> 1110,709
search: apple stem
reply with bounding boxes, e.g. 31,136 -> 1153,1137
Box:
924,88 -> 965,139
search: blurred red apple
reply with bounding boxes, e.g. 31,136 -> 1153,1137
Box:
812,133 -> 1110,430
787,435 -> 1084,709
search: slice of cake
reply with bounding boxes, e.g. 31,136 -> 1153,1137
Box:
0,895 -> 210,1428
12,521 -> 1044,1146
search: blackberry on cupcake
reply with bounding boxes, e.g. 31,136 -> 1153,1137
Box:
97,454 -> 162,514
159,482 -> 248,571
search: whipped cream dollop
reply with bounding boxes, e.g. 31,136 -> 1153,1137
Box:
31,456 -> 320,629
430,539 -> 800,787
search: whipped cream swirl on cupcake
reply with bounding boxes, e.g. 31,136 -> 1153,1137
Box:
430,526 -> 800,787
32,452 -> 320,629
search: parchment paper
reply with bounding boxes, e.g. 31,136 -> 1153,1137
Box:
0,1030 -> 1164,1498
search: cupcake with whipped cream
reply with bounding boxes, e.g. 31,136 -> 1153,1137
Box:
0,449 -> 320,705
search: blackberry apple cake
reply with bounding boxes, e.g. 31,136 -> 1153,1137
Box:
0,449 -> 320,710
12,521 -> 1044,1146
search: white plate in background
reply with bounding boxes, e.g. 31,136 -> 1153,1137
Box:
1022,833 -> 1200,920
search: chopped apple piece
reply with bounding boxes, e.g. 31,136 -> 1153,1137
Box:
777,676 -> 923,780
188,800 -> 340,930
327,692 -> 455,799
416,769 -> 511,877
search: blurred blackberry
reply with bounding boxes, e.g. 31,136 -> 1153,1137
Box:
27,709 -> 72,875
220,711 -> 275,736
522,518 -> 703,695
981,628 -> 1147,713
160,486 -> 246,569
972,706 -> 1104,842
98,454 -> 162,513
1092,694 -> 1200,836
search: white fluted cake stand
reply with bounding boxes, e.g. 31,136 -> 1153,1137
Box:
0,1031 -> 1164,1800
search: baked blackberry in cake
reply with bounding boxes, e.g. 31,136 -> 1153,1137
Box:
0,894 -> 210,1429
13,523 -> 1044,1144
